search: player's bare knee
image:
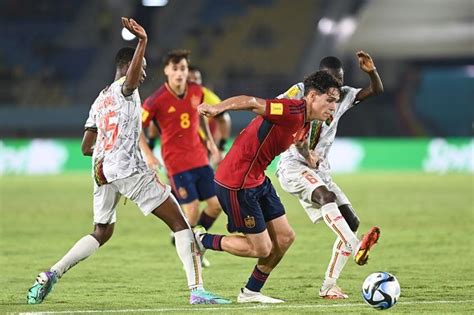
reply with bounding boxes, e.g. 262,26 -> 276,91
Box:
311,187 -> 336,205
205,204 -> 222,217
277,227 -> 296,250
255,246 -> 272,258
253,240 -> 272,258
92,223 -> 114,246
184,203 -> 199,215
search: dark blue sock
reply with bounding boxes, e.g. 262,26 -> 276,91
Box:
197,212 -> 217,230
245,265 -> 269,292
201,233 -> 224,251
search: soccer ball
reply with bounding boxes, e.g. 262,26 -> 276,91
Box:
362,272 -> 400,310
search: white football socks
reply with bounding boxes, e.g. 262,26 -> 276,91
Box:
321,203 -> 359,253
50,234 -> 100,278
174,229 -> 203,291
322,238 -> 351,288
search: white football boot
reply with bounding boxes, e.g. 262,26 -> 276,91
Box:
319,284 -> 349,299
237,287 -> 284,303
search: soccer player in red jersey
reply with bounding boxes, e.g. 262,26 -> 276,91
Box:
140,50 -> 223,239
195,71 -> 341,303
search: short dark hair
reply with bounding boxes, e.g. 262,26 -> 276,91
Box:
188,65 -> 200,72
162,49 -> 191,66
303,70 -> 341,96
319,56 -> 342,70
115,47 -> 136,67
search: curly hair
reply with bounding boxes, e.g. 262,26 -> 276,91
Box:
303,70 -> 341,96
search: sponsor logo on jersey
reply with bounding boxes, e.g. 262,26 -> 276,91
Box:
244,216 -> 256,228
168,106 -> 176,113
270,102 -> 283,115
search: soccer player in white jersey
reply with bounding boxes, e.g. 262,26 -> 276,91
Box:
27,17 -> 230,305
276,51 -> 384,299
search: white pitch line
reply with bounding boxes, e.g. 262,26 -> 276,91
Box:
15,300 -> 474,315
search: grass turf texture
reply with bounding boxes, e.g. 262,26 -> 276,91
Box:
1,172 -> 473,314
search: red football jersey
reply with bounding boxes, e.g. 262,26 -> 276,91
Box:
215,98 -> 310,189
142,82 -> 209,176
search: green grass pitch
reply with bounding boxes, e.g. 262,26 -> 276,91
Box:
1,172 -> 473,314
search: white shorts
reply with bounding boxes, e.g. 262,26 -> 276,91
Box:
276,160 -> 350,224
93,170 -> 171,224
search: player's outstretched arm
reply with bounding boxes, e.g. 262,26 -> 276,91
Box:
121,17 -> 147,96
355,51 -> 384,102
198,96 -> 266,117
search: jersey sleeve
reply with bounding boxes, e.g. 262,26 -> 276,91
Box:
277,82 -> 305,100
263,98 -> 305,126
141,96 -> 158,128
202,86 -> 221,105
339,86 -> 362,115
84,104 -> 97,131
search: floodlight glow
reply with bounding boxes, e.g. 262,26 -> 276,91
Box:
318,17 -> 334,35
121,27 -> 136,41
142,0 -> 168,6
337,17 -> 357,39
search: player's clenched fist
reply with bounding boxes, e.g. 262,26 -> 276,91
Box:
198,103 -> 222,117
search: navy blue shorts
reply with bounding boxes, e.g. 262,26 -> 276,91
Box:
215,177 -> 286,234
170,165 -> 216,204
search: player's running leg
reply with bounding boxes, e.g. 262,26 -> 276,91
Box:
194,168 -> 222,268
237,215 -> 294,304
320,204 -> 360,298
319,238 -> 350,299
27,224 -> 113,304
152,195 -> 230,304
27,182 -> 121,304
312,187 -> 379,264
194,226 -> 284,303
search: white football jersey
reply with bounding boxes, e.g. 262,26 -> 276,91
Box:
278,83 -> 361,173
85,77 -> 148,182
